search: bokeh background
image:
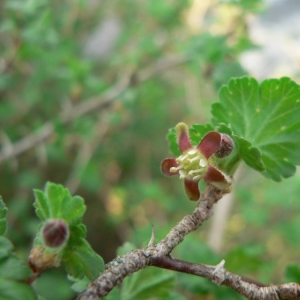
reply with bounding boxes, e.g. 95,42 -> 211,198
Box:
1,0 -> 300,299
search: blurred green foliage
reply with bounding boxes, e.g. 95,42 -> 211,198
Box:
1,0 -> 300,299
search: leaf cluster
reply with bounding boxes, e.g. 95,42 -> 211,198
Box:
0,197 -> 37,300
33,182 -> 104,281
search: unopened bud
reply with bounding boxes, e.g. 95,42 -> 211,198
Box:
215,134 -> 234,158
42,219 -> 69,248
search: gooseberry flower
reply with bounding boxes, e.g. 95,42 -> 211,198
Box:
161,123 -> 233,201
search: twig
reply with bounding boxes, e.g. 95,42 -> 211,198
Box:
77,185 -> 222,299
77,184 -> 300,300
0,55 -> 189,164
64,113 -> 110,194
151,256 -> 300,299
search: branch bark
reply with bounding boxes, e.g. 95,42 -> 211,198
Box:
77,185 -> 300,300
77,186 -> 223,299
0,55 -> 189,164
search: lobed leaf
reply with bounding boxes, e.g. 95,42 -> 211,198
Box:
0,255 -> 31,281
33,190 -> 50,221
0,237 -> 37,300
0,279 -> 37,300
212,77 -> 300,180
34,182 -> 86,224
63,238 -> 104,280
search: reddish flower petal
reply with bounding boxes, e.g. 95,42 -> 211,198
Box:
161,158 -> 180,176
204,165 -> 232,189
176,123 -> 192,153
197,131 -> 221,159
184,178 -> 200,201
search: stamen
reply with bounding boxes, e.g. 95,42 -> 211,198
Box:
193,175 -> 202,181
189,156 -> 199,162
188,149 -> 197,155
188,170 -> 201,175
179,170 -> 187,178
199,159 -> 207,167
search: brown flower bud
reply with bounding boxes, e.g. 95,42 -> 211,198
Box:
42,219 -> 69,248
214,134 -> 234,158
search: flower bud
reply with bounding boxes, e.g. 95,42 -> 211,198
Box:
214,134 -> 234,158
42,219 -> 69,249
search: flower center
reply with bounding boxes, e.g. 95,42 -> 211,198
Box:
170,149 -> 208,181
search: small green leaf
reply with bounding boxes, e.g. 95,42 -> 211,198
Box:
0,255 -> 31,281
71,276 -> 90,293
33,189 -> 50,221
212,76 -> 300,180
34,182 -> 86,224
45,182 -> 67,218
0,279 -> 37,300
60,195 -> 85,226
0,196 -> 8,235
69,224 -> 87,240
0,237 -> 14,260
234,136 -> 264,171
121,267 -> 175,300
63,239 -> 104,280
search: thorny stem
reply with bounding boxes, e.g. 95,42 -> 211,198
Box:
77,186 -> 223,300
77,183 -> 300,300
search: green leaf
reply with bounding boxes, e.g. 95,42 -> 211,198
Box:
33,190 -> 50,221
0,279 -> 37,300
71,276 -> 90,293
63,238 -> 104,280
34,182 -> 86,224
0,237 -> 14,260
121,267 -> 175,300
0,196 -> 8,235
60,195 -> 85,226
189,123 -> 214,146
0,255 -> 31,281
284,264 -> 300,283
103,287 -> 121,300
212,76 -> 300,180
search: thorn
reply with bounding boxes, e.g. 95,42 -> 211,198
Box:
211,259 -> 226,286
147,225 -> 155,247
213,259 -> 225,275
